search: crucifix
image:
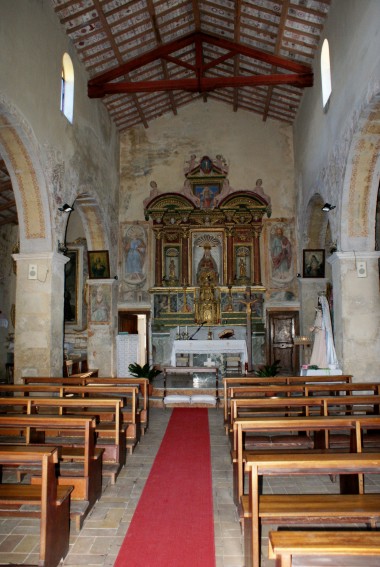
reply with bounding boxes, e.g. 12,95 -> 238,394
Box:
239,287 -> 258,373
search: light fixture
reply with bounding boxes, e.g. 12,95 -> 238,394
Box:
322,203 -> 336,212
58,203 -> 74,213
58,202 -> 75,253
58,241 -> 68,254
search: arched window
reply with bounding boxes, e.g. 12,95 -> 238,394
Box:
321,39 -> 332,109
60,53 -> 74,123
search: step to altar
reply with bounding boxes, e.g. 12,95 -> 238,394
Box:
149,373 -> 223,408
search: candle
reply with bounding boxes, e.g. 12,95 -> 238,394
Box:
177,326 -> 180,334
185,326 -> 188,335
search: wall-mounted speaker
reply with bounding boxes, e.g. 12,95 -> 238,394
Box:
357,261 -> 367,278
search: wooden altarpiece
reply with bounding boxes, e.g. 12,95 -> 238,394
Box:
144,156 -> 271,337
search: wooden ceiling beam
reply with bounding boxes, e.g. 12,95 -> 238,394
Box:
89,72 -> 313,96
0,215 -> 18,226
0,200 -> 16,211
88,30 -> 312,91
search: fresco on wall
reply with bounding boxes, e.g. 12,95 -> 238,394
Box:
90,284 -> 111,323
263,219 -> 296,299
122,223 -> 148,287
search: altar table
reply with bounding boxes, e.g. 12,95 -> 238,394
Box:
170,339 -> 248,367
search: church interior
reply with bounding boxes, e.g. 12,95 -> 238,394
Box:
1,1 -> 380,566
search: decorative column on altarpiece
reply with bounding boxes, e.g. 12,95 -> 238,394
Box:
153,229 -> 163,287
226,227 -> 234,286
181,227 -> 189,286
252,225 -> 263,285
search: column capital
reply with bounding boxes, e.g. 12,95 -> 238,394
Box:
329,251 -> 380,265
13,251 -> 70,265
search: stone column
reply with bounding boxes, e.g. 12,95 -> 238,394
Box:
87,279 -> 118,377
12,252 -> 69,382
329,251 -> 380,381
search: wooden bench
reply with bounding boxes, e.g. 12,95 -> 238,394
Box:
233,414 -> 380,507
225,380 -> 380,429
0,395 -> 127,479
223,375 -> 352,423
61,385 -> 139,453
0,414 -> 101,530
268,530 -> 380,567
163,366 -> 219,399
83,377 -> 150,433
20,379 -> 142,451
243,452 -> 380,567
0,445 -> 72,567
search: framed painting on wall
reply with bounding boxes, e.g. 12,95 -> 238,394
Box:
303,249 -> 325,278
88,250 -> 110,279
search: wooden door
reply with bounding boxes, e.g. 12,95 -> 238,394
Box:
118,313 -> 138,334
266,310 -> 299,375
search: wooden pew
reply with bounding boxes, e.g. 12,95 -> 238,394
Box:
0,396 -> 126,473
223,375 -> 352,423
61,385 -> 139,453
225,381 -> 380,431
233,414 -> 380,507
243,452 -> 380,567
20,378 -> 143,449
268,530 -> 380,567
0,414 -> 100,530
83,377 -> 150,433
0,445 -> 72,567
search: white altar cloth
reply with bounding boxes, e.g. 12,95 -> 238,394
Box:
170,339 -> 248,367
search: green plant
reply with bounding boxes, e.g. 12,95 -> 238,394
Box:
254,359 -> 281,377
128,362 -> 161,381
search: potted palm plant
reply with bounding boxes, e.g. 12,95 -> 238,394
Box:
128,362 -> 161,395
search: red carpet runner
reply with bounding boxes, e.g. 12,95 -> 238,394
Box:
114,408 -> 216,567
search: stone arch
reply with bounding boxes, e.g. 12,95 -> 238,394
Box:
341,92 -> 380,252
74,192 -> 110,252
302,193 -> 335,279
303,194 -> 328,249
0,97 -> 52,252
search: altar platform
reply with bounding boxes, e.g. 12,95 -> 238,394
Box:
150,368 -> 244,408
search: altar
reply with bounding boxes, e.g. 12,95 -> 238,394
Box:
170,339 -> 248,367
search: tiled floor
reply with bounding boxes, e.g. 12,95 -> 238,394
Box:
1,408 -> 380,566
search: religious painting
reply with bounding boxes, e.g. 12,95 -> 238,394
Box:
270,223 -> 293,284
122,223 -> 148,286
193,184 -> 220,209
90,284 -> 111,323
88,250 -> 110,279
262,220 -> 296,295
191,231 -> 224,286
303,249 -> 325,278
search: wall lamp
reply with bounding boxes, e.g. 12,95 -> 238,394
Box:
58,203 -> 74,213
58,202 -> 75,253
322,203 -> 336,212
